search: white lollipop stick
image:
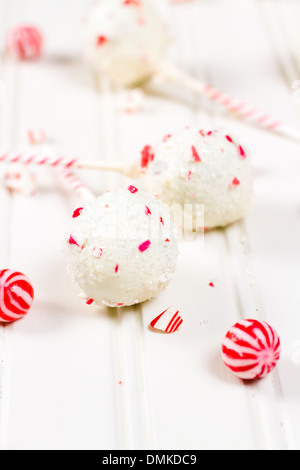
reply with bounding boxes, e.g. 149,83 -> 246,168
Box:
0,151 -> 140,178
157,62 -> 300,144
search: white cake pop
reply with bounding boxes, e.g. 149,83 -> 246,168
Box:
141,128 -> 253,230
66,186 -> 178,308
83,0 -> 168,87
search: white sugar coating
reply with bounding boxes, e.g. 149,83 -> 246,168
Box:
142,128 -> 254,229
83,0 -> 168,87
66,188 -> 178,308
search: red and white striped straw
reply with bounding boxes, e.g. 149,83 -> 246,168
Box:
158,63 -> 300,143
34,142 -> 96,201
0,151 -> 80,168
0,151 -> 130,172
0,151 -> 140,177
59,168 -> 96,202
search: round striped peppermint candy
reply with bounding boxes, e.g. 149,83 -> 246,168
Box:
221,319 -> 281,380
6,25 -> 43,61
0,270 -> 34,323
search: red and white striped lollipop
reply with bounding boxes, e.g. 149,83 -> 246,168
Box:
6,25 -> 43,61
221,319 -> 281,380
0,269 -> 34,322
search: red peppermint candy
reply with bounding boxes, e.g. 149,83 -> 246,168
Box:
0,269 -> 34,322
6,25 -> 43,61
221,319 -> 281,380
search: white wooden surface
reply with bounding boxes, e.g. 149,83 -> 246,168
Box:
0,0 -> 300,450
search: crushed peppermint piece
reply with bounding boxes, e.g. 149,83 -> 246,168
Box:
96,35 -> 107,46
209,282 -> 215,287
123,0 -> 141,5
117,89 -> 144,114
165,238 -> 170,243
128,185 -> 138,193
225,135 -> 234,143
5,172 -> 20,180
231,177 -> 240,186
191,145 -> 201,162
4,166 -> 36,196
145,205 -> 151,216
138,240 -> 151,252
92,247 -> 103,258
141,145 -> 155,168
137,15 -> 146,25
115,264 -> 119,274
27,128 -> 46,145
69,235 -> 84,249
86,299 -> 95,305
150,307 -> 183,334
72,207 -> 84,218
239,145 -> 246,159
163,134 -> 172,142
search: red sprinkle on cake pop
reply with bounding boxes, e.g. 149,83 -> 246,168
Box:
191,145 -> 201,162
141,145 -> 155,169
73,207 -> 84,218
128,185 -> 139,193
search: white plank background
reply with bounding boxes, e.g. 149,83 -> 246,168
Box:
0,0 -> 299,450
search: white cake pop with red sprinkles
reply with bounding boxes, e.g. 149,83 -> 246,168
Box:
83,0 -> 168,87
66,187 -> 178,308
141,127 -> 253,229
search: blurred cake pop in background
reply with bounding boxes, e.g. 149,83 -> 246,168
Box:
83,0 -> 169,87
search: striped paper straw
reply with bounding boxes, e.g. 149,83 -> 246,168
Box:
59,168 -> 96,202
158,62 -> 300,143
0,151 -> 140,177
